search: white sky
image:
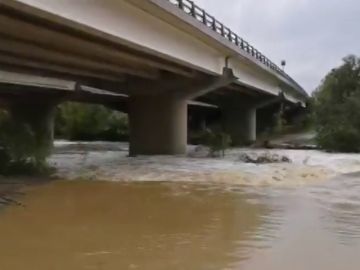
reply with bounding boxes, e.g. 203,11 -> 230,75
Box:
194,0 -> 360,93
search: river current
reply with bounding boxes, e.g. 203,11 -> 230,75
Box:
0,142 -> 360,269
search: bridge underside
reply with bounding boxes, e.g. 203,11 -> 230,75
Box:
0,1 -> 305,156
0,77 -> 288,156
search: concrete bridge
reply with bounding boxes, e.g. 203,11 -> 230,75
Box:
0,0 -> 308,155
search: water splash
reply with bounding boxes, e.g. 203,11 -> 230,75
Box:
50,142 -> 360,187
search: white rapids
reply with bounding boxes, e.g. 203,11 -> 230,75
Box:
50,141 -> 360,187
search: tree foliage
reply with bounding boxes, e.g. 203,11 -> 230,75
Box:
314,55 -> 360,152
55,102 -> 129,141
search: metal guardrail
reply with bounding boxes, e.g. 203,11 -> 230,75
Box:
167,0 -> 304,93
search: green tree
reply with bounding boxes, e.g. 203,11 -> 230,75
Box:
55,102 -> 128,141
314,55 -> 360,152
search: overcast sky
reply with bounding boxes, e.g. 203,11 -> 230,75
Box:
194,0 -> 360,93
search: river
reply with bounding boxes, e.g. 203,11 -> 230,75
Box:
0,142 -> 360,269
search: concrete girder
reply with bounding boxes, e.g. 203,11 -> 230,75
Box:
118,67 -> 236,98
254,92 -> 285,110
0,53 -> 126,83
0,34 -> 159,80
0,13 -> 195,78
182,67 -> 237,99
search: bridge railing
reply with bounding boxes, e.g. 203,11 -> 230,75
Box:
168,0 -> 303,91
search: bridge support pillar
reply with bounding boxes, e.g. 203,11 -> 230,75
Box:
8,102 -> 57,158
129,95 -> 187,156
222,107 -> 256,145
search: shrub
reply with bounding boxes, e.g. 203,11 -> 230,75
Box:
0,110 -> 53,176
202,130 -> 232,157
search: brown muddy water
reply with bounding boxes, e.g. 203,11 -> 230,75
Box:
1,176 -> 360,270
1,142 -> 360,269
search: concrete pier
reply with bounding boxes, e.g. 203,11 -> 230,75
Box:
129,95 -> 187,155
222,106 -> 257,145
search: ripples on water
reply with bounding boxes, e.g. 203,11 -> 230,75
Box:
0,181 -> 277,270
0,178 -> 359,269
1,142 -> 360,269
306,173 -> 360,247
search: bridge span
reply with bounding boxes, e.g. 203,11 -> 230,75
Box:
0,0 -> 308,155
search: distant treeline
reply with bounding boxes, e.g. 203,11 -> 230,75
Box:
55,102 -> 129,141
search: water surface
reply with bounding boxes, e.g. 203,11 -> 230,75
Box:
2,142 -> 360,269
1,175 -> 360,270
